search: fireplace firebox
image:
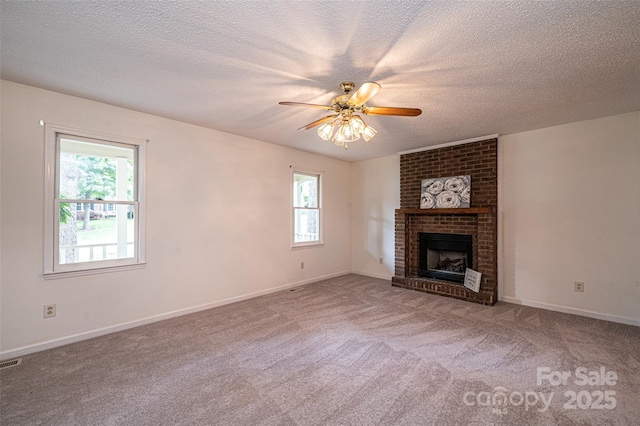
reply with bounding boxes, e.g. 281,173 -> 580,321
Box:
419,233 -> 473,283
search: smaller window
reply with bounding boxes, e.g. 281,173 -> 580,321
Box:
292,170 -> 322,247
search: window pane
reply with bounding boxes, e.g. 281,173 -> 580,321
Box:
294,208 -> 319,242
59,138 -> 134,201
293,173 -> 318,208
59,202 -> 135,264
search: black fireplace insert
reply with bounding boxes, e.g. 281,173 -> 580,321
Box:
419,232 -> 473,283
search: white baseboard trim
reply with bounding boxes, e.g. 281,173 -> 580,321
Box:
351,271 -> 393,281
0,271 -> 351,361
500,296 -> 640,327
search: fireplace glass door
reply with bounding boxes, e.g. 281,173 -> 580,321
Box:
419,233 -> 473,283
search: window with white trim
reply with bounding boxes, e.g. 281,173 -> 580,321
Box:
292,170 -> 322,247
44,124 -> 146,278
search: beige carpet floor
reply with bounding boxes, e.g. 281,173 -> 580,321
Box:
1,274 -> 639,425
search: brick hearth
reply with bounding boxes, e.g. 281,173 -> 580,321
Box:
392,138 -> 498,305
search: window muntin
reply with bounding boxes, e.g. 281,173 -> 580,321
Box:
292,171 -> 322,246
44,125 -> 146,277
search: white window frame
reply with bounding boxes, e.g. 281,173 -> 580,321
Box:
44,124 -> 146,279
291,168 -> 323,248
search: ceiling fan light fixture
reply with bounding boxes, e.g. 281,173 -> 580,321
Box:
317,121 -> 335,140
333,118 -> 360,144
361,125 -> 377,142
349,115 -> 366,134
350,115 -> 376,142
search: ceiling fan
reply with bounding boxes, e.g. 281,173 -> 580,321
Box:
279,81 -> 422,149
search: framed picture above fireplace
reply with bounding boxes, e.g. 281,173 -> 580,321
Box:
420,175 -> 471,209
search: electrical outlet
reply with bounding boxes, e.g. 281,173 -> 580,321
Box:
43,304 -> 56,318
379,257 -> 383,264
574,281 -> 584,292
300,262 -> 304,270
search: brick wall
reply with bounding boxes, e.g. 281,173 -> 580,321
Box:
393,138 -> 498,305
400,138 -> 497,209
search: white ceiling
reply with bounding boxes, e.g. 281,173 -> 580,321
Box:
2,1 -> 639,162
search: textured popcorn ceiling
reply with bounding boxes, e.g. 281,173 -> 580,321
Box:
1,1 -> 639,161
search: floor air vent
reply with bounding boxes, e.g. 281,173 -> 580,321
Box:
0,358 -> 22,370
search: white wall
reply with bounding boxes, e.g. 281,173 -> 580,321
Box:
500,112 -> 640,325
351,155 -> 399,279
0,81 -> 352,358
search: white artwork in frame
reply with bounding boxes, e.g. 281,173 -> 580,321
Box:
420,175 -> 471,209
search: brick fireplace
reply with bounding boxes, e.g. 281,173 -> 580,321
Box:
392,138 -> 498,305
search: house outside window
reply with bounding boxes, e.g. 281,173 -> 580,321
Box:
292,170 -> 322,247
44,124 -> 146,278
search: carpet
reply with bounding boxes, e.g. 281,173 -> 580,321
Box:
1,274 -> 639,425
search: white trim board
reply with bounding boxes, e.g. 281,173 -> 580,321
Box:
500,296 -> 640,327
0,271 -> 351,361
397,134 -> 499,156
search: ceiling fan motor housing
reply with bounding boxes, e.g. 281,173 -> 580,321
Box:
331,95 -> 355,113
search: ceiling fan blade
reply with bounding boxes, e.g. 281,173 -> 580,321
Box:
279,101 -> 334,110
347,82 -> 381,106
298,115 -> 339,130
362,106 -> 422,117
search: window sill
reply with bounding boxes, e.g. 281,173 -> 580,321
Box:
43,262 -> 146,280
291,242 -> 324,250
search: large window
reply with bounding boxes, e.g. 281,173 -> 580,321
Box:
44,124 -> 146,278
292,170 -> 322,247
